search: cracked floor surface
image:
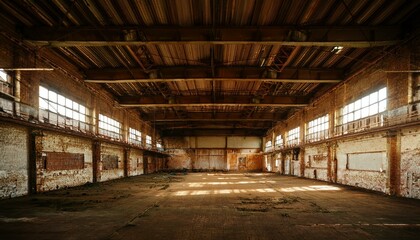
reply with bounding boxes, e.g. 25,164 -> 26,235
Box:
0,173 -> 419,240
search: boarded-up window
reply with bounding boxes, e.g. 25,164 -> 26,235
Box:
346,152 -> 386,171
102,155 -> 119,170
43,152 -> 84,171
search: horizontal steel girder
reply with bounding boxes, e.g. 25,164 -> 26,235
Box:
22,26 -> 403,48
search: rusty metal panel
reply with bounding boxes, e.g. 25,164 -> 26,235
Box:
43,152 -> 84,171
102,154 -> 119,170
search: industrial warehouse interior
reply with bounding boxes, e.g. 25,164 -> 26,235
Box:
0,0 -> 420,239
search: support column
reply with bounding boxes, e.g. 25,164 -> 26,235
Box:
143,155 -> 148,174
123,147 -> 130,177
225,136 -> 228,171
27,128 -> 39,194
299,148 -> 305,177
387,130 -> 401,196
327,142 -> 337,183
13,70 -> 21,116
92,140 -> 101,183
280,152 -> 286,174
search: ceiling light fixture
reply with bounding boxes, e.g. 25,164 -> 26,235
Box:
331,46 -> 343,54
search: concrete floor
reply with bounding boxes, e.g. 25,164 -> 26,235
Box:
0,173 -> 419,240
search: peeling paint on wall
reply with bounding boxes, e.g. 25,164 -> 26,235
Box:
336,135 -> 388,193
100,143 -> 124,182
36,131 -> 93,192
0,123 -> 28,199
400,127 -> 420,199
166,137 -> 262,171
304,146 -> 329,181
129,148 -> 144,176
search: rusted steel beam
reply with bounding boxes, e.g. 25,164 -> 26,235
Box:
142,111 -> 285,121
85,66 -> 343,83
118,95 -> 308,108
22,26 -> 403,48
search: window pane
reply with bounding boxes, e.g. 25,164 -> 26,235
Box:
369,103 -> 378,115
354,110 -> 361,120
39,98 -> 48,109
79,105 -> 85,114
66,99 -> 72,108
57,94 -> 65,105
72,110 -> 79,120
79,113 -> 85,122
379,88 -> 387,100
362,96 -> 369,107
58,105 -> 65,115
348,103 -> 354,112
354,100 -> 361,110
379,100 -> 387,112
66,108 -> 72,118
348,112 -> 354,122
73,102 -> 79,111
48,91 -> 57,102
0,69 -> 7,82
48,102 -> 57,113
370,92 -> 378,104
343,106 -> 348,114
40,86 -> 48,98
343,115 -> 348,124
362,107 -> 369,118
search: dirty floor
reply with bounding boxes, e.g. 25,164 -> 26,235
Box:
0,173 -> 419,240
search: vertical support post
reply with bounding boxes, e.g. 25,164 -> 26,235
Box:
124,147 -> 130,177
123,110 -> 129,143
387,130 -> 401,196
143,155 -> 148,174
280,152 -> 285,174
13,70 -> 21,116
28,128 -> 38,194
92,140 -> 101,183
299,148 -> 305,177
225,136 -> 228,171
327,142 -> 337,182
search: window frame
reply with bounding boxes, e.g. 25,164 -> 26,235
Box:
0,69 -> 13,96
145,135 -> 152,147
38,85 -> 90,132
129,127 -> 142,146
98,114 -> 122,140
265,140 -> 272,152
286,127 -> 300,147
275,134 -> 283,149
336,87 -> 387,134
306,114 -> 329,142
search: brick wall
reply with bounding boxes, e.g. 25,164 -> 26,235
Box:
36,131 -> 93,192
265,40 -> 420,199
0,35 -> 164,198
0,122 -> 28,198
